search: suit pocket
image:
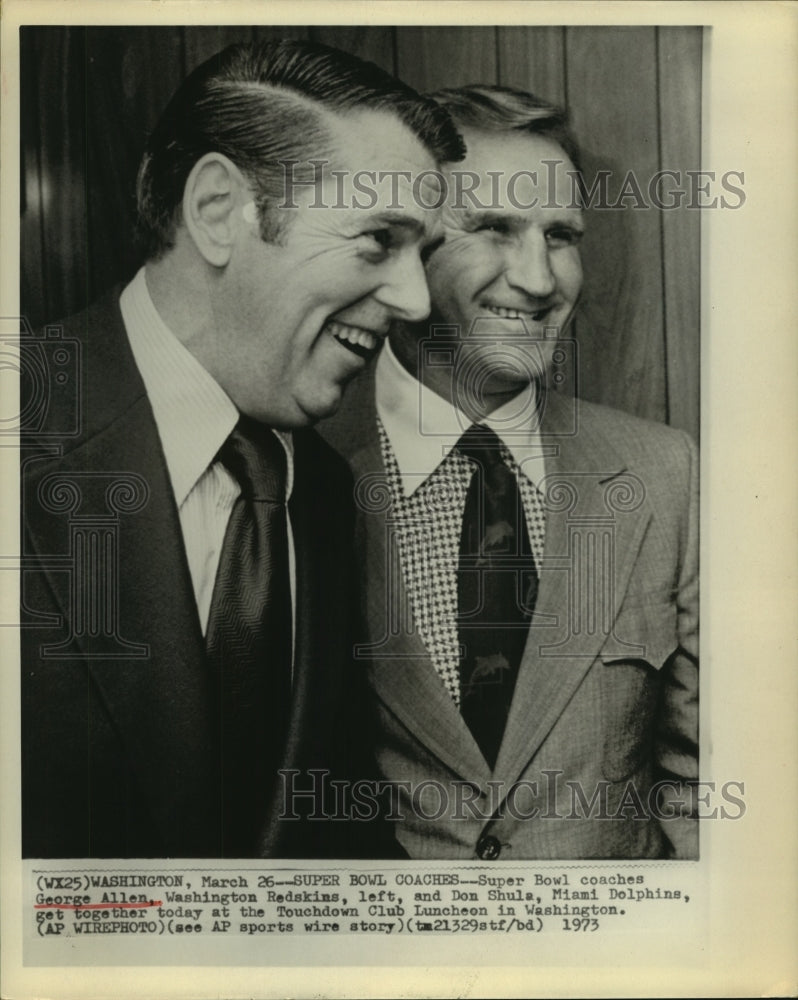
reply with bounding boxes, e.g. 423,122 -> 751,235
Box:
598,603 -> 678,782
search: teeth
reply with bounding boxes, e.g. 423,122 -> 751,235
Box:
486,305 -> 545,321
327,320 -> 378,352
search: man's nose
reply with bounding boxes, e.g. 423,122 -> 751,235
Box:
505,233 -> 556,299
376,251 -> 431,323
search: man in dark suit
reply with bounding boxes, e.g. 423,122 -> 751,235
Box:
324,85 -> 699,860
20,40 -> 464,858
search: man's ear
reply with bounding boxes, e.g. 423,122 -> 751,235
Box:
182,152 -> 248,267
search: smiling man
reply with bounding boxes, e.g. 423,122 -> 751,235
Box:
20,40 -> 463,859
335,85 -> 698,860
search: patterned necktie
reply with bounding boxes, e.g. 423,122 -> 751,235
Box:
205,417 -> 291,856
456,424 -> 538,769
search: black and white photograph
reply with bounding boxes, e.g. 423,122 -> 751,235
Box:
19,19 -> 703,862
2,2 -> 796,998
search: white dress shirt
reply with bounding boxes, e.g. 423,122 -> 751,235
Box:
375,340 -> 548,703
120,267 -> 294,636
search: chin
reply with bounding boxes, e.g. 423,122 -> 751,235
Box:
243,399 -> 323,431
297,386 -> 345,426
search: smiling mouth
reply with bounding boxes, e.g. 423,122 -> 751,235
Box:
483,304 -> 554,323
325,319 -> 383,359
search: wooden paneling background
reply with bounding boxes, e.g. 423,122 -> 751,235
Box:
20,25 -> 702,438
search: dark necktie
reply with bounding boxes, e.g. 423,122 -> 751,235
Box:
205,417 -> 292,856
456,424 -> 538,769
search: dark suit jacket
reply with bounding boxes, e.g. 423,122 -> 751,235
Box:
21,289 -> 366,859
322,367 -> 699,860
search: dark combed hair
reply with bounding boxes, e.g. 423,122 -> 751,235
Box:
425,83 -> 582,175
136,39 -> 466,258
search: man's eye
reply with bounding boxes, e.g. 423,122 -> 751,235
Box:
363,229 -> 394,250
546,226 -> 584,247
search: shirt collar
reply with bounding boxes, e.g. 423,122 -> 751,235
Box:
120,267 -> 293,506
375,339 -> 547,496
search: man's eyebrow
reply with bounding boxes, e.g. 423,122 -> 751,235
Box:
361,211 -> 425,232
461,209 -> 515,226
460,207 -> 585,228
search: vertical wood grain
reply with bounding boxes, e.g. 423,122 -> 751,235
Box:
84,28 -> 186,304
251,25 -> 311,44
26,29 -> 89,325
565,26 -> 667,424
109,26 -> 186,131
20,28 -> 48,328
658,26 -> 702,440
309,26 -> 395,73
183,26 -> 258,74
395,26 -> 497,93
496,26 -> 566,105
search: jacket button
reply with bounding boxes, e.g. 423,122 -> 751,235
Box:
476,835 -> 501,860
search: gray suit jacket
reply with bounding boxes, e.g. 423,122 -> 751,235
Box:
326,372 -> 699,860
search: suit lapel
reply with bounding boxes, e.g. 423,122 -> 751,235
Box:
23,294 -> 218,849
351,430 -> 493,786
348,383 -> 652,792
492,389 -> 652,790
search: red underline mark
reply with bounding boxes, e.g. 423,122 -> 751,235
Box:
35,901 -> 162,910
